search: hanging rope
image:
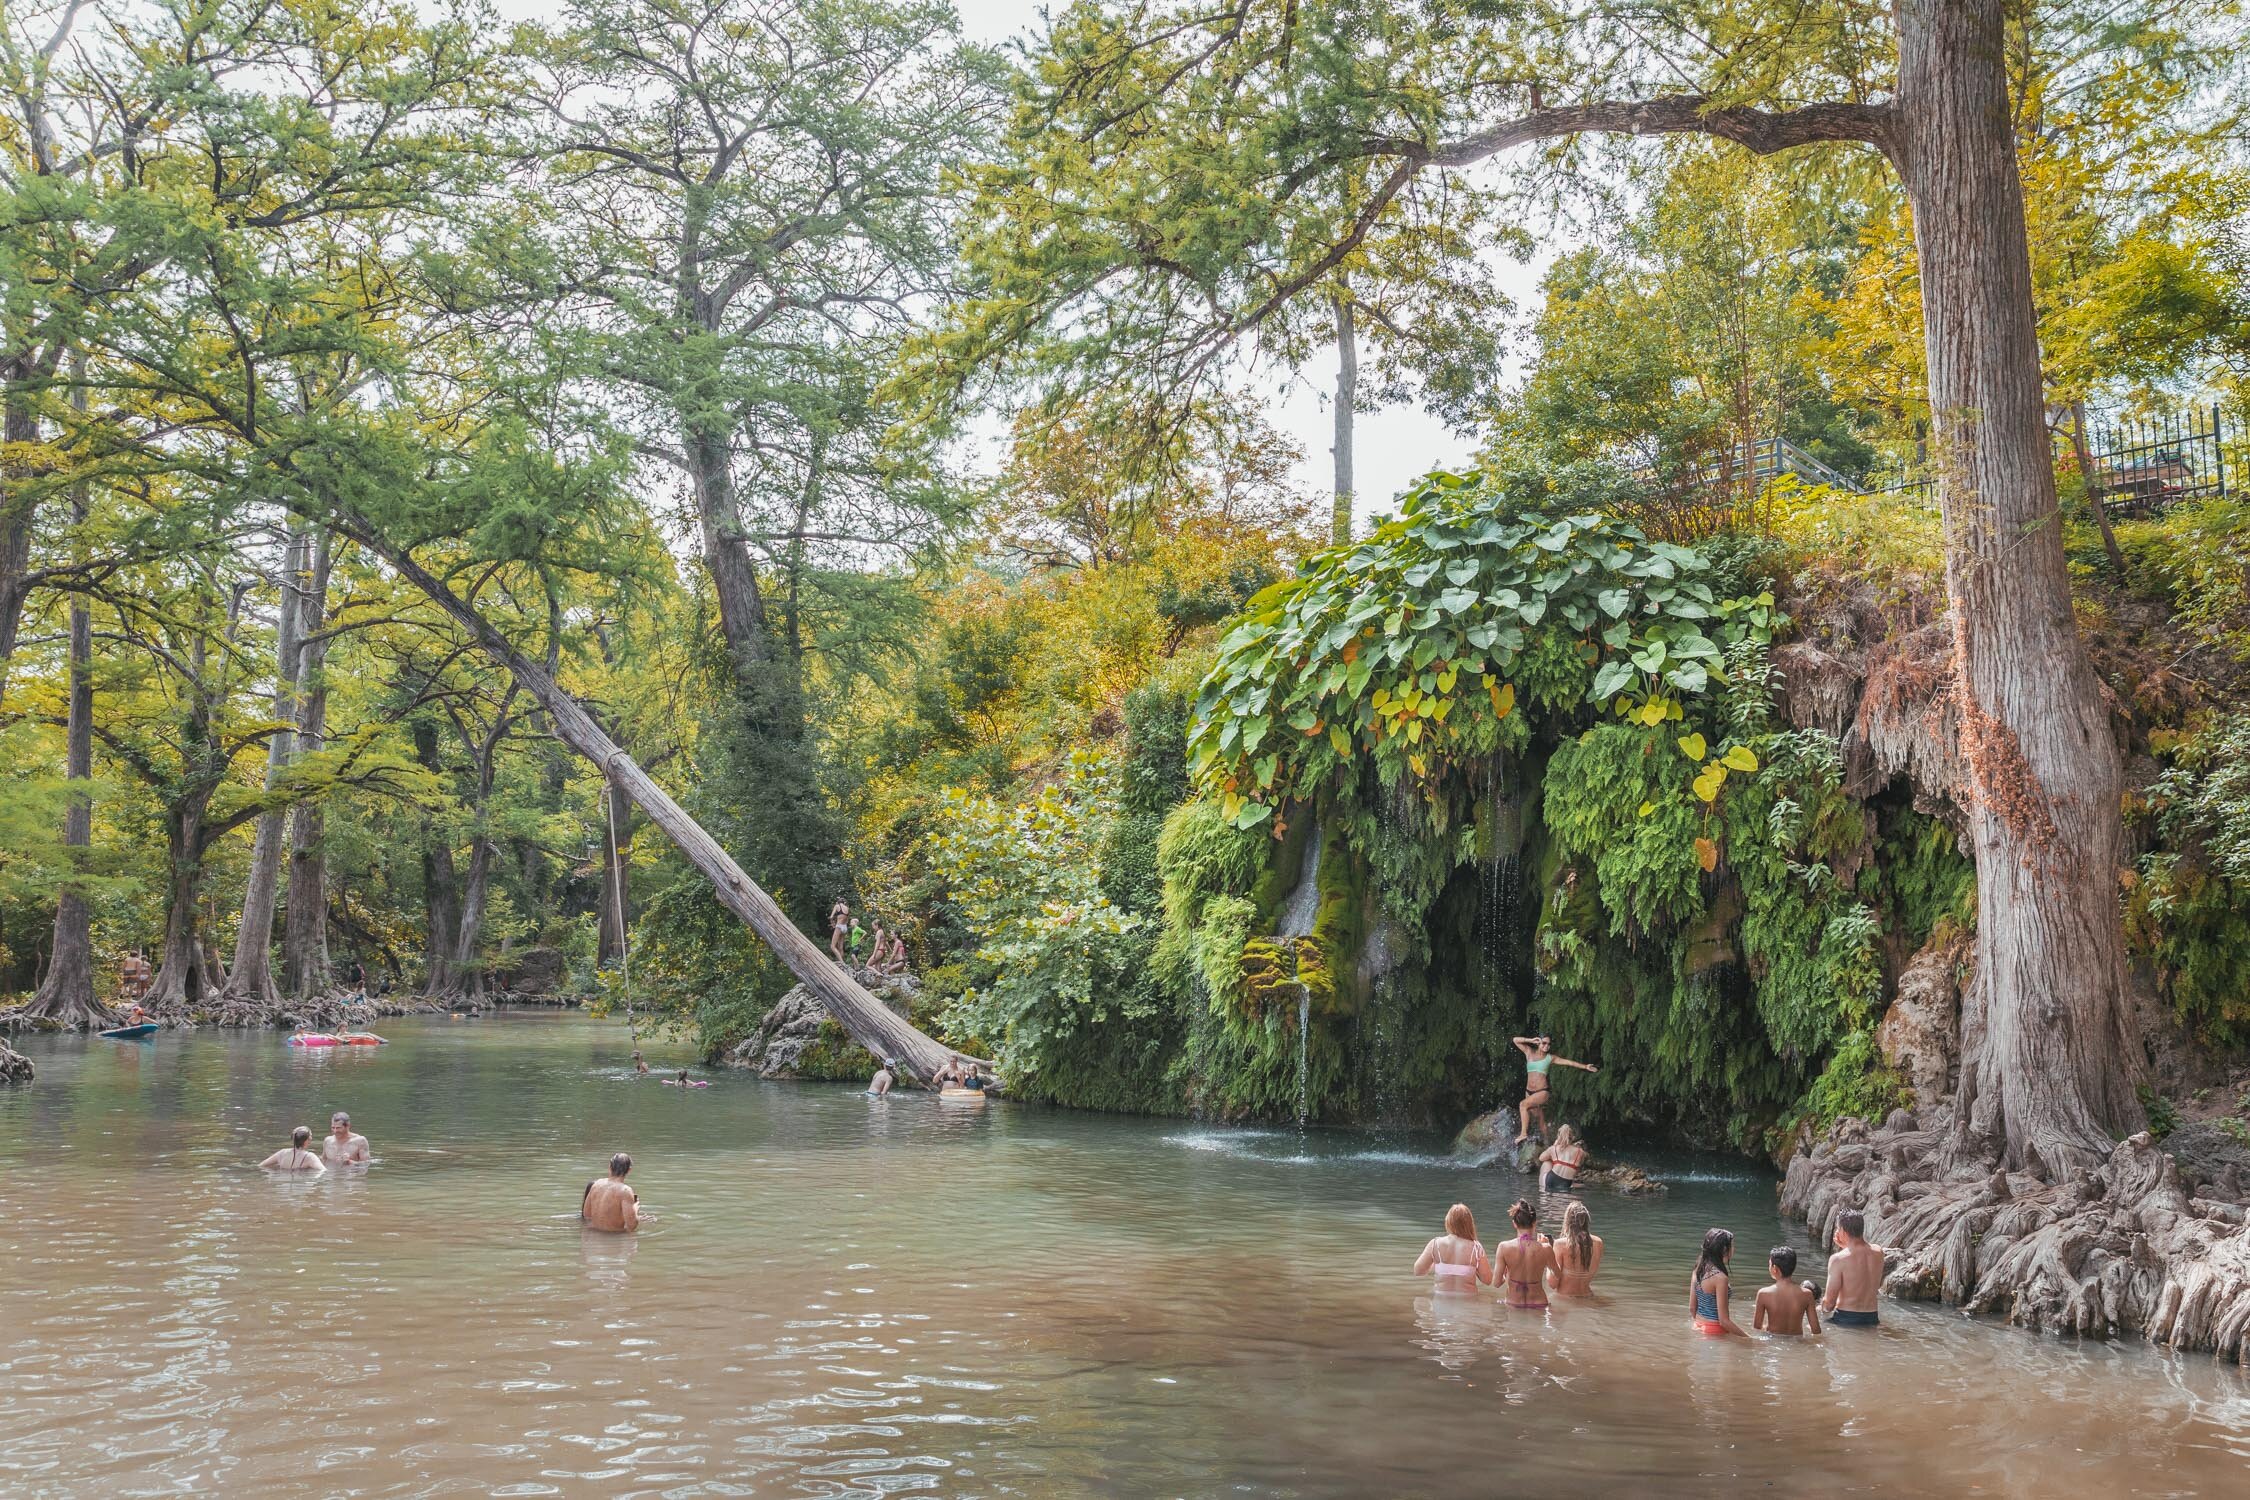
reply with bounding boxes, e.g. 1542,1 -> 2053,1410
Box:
604,777 -> 637,1049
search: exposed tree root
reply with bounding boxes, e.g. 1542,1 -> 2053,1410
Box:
0,1039 -> 32,1083
1783,1109 -> 2250,1361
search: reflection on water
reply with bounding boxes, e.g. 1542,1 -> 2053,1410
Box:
3,1013 -> 2246,1497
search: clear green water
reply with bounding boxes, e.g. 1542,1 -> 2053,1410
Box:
1,1012 -> 2245,1497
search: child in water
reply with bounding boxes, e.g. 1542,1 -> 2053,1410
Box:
662,1069 -> 709,1089
1754,1246 -> 1822,1336
1689,1228 -> 1748,1337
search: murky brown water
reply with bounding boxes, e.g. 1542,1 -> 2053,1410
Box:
2,1012 -> 2245,1497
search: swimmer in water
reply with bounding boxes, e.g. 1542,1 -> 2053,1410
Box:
1820,1209 -> 1887,1328
259,1126 -> 325,1173
632,1050 -> 649,1076
1494,1199 -> 1555,1310
322,1111 -> 370,1165
1413,1203 -> 1490,1293
1755,1246 -> 1822,1336
1548,1200 -> 1603,1297
661,1069 -> 706,1088
867,1060 -> 895,1097
581,1152 -> 640,1232
1690,1227 -> 1748,1337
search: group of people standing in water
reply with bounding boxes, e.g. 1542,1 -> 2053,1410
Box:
1419,1197 -> 1889,1337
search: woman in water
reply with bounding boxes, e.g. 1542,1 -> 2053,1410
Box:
1689,1227 -> 1748,1337
1536,1123 -> 1589,1193
1414,1203 -> 1490,1293
1512,1035 -> 1597,1143
1493,1199 -> 1556,1311
258,1126 -> 325,1173
1548,1200 -> 1604,1297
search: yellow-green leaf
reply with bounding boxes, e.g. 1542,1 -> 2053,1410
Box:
1493,681 -> 1516,719
1676,732 -> 1707,761
1637,800 -> 1656,818
1692,767 -> 1725,803
1328,724 -> 1352,757
1722,745 -> 1760,773
1636,701 -> 1667,726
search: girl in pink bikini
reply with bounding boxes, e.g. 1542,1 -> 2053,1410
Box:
1414,1203 -> 1491,1293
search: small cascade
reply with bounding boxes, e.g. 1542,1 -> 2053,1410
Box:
1276,820 -> 1323,938
1295,984 -> 1311,1128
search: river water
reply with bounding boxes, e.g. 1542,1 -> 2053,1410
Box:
2,1012 -> 2245,1497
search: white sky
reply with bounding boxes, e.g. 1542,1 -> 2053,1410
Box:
472,0 -> 1554,520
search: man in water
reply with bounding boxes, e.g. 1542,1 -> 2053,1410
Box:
867,1060 -> 895,1097
582,1152 -> 641,1232
632,1050 -> 650,1076
1820,1209 -> 1887,1327
259,1126 -> 325,1173
1755,1246 -> 1822,1336
323,1111 -> 371,1165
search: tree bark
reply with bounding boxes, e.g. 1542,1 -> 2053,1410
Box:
24,568 -> 105,1028
2068,400 -> 2127,573
1889,0 -> 2141,1173
598,786 -> 632,966
1331,292 -> 1356,545
25,363 -> 107,1029
412,717 -> 463,995
341,521 -> 977,1081
0,383 -> 38,702
281,531 -> 335,999
143,792 -> 214,1015
224,524 -> 312,1004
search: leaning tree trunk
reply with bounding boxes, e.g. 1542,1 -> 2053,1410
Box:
224,524 -> 312,1007
342,523 -> 977,1082
1330,292 -> 1357,546
0,384 -> 39,703
1889,0 -> 2141,1174
24,567 -> 109,1030
598,790 -> 632,966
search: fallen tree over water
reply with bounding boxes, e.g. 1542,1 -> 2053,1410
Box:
333,515 -> 977,1084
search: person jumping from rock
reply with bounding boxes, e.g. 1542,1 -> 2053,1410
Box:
1511,1035 -> 1597,1143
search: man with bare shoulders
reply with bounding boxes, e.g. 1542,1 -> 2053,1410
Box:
1820,1209 -> 1886,1327
323,1111 -> 370,1165
581,1152 -> 641,1233
1755,1246 -> 1822,1335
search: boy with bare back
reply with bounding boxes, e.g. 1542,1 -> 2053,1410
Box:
1754,1246 -> 1821,1335
581,1152 -> 641,1233
1820,1210 -> 1886,1327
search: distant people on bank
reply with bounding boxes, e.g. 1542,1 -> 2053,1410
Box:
119,949 -> 151,1002
867,1060 -> 896,1097
848,919 -> 868,965
865,920 -> 889,972
1495,1199 -> 1556,1311
1756,1246 -> 1822,1336
259,1126 -> 325,1173
581,1152 -> 640,1232
1511,1035 -> 1598,1143
1690,1228 -> 1748,1337
323,1111 -> 370,1165
876,925 -> 910,976
1537,1124 -> 1588,1192
1415,1203 -> 1491,1293
829,900 -> 852,964
1821,1210 -> 1886,1327
1549,1200 -> 1603,1297
632,1050 -> 649,1076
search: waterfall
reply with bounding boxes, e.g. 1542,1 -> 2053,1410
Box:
1296,984 -> 1311,1128
1276,820 -> 1322,938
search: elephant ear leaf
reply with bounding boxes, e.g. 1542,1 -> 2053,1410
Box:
1694,836 -> 1719,872
1721,745 -> 1760,773
1676,732 -> 1707,762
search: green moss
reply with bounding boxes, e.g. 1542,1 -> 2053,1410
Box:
792,1020 -> 880,1081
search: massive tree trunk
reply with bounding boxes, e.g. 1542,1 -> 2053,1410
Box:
451,831 -> 495,1001
282,534 -> 335,1000
341,522 -> 975,1081
1331,292 -> 1356,546
24,569 -> 107,1029
224,525 -> 313,1006
143,793 -> 215,1015
1889,0 -> 2141,1174
598,787 -> 632,966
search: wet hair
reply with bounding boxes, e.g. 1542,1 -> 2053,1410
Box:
1553,1123 -> 1577,1150
676,1069 -> 689,1082
610,1152 -> 632,1177
291,1126 -> 311,1147
1837,1209 -> 1866,1241
1695,1228 -> 1735,1286
1769,1246 -> 1798,1278
1564,1201 -> 1593,1268
1444,1203 -> 1477,1240
1509,1199 -> 1538,1231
